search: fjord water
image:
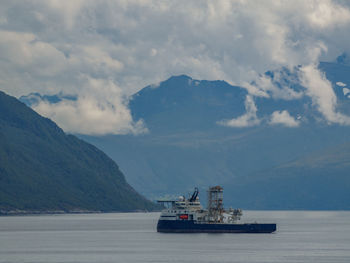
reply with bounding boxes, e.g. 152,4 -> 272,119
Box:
0,211 -> 349,263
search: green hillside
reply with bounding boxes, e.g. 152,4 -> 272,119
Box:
0,91 -> 158,214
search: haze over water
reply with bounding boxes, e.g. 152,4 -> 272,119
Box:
0,211 -> 349,263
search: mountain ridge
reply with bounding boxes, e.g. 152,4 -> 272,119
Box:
229,141 -> 350,210
19,59 -> 350,209
0,90 -> 158,214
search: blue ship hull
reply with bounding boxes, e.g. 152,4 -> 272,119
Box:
157,220 -> 276,233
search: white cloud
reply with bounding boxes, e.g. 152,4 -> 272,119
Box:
299,64 -> 350,125
32,77 -> 147,135
1,1 -> 350,133
1,0 -> 350,95
0,30 -> 66,75
336,81 -> 347,87
245,73 -> 304,100
343,87 -> 350,96
150,48 -> 157,57
307,0 -> 350,29
46,0 -> 85,29
218,95 -> 260,128
270,110 -> 300,127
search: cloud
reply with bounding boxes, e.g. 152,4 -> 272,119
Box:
343,88 -> 350,96
1,0 -> 350,95
299,64 -> 350,125
244,72 -> 304,100
336,81 -> 347,87
1,1 -> 350,133
307,0 -> 350,29
218,95 -> 260,128
32,77 -> 147,135
270,110 -> 300,127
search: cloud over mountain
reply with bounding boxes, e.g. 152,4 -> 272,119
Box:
299,64 -> 350,125
1,0 -> 350,134
270,110 -> 300,127
32,77 -> 147,135
218,95 -> 260,128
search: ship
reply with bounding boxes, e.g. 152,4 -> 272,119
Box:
157,186 -> 276,233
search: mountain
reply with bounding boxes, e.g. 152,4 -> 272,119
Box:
19,92 -> 77,107
228,142 -> 350,209
129,75 -> 248,133
20,58 -> 350,209
319,61 -> 350,114
85,71 -> 344,186
0,90 -> 157,214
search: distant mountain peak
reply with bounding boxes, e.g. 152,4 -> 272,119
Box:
155,74 -> 194,89
167,74 -> 192,81
19,92 -> 77,107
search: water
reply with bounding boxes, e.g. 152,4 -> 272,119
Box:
0,211 -> 349,263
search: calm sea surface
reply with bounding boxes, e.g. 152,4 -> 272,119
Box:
0,211 -> 349,263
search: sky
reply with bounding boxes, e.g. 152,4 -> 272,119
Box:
1,0 -> 350,135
